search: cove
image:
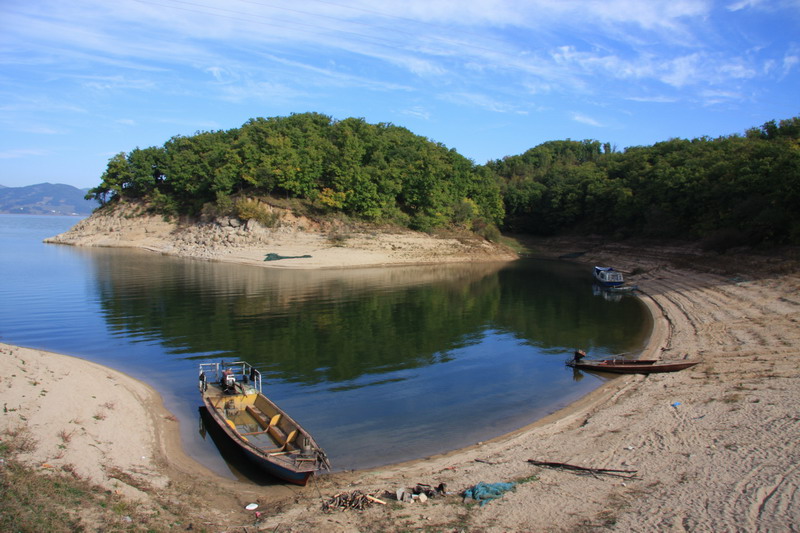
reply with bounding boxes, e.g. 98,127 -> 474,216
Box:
0,215 -> 651,477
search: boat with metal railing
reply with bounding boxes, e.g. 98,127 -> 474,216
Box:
198,361 -> 330,485
593,266 -> 625,287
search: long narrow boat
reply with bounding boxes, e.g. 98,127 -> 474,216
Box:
566,357 -> 699,374
198,361 -> 330,485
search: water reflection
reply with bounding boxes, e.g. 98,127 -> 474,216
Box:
1,216 -> 655,473
82,249 -> 650,470
0,213 -> 653,474
86,249 -> 514,385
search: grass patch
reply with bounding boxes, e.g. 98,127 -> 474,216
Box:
497,235 -> 529,255
515,473 -> 540,485
58,429 -> 74,443
0,427 -> 210,532
327,231 -> 350,246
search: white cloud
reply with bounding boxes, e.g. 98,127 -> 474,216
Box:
0,148 -> 49,159
217,79 -> 306,104
659,54 -> 702,88
699,89 -> 743,105
625,95 -> 678,103
571,112 -> 603,127
0,99 -> 87,114
727,0 -> 767,11
205,67 -> 227,82
78,75 -> 156,91
440,91 -> 527,114
400,106 -> 432,120
783,52 -> 800,76
21,125 -> 65,135
0,0 -> 795,156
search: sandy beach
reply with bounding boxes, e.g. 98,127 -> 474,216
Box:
8,217 -> 800,531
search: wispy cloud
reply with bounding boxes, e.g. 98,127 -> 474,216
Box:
440,92 -> 528,114
727,0 -> 767,11
400,106 -> 431,120
18,125 -> 66,135
0,98 -> 86,114
79,75 -> 156,91
0,148 -> 50,159
0,0 -> 796,184
0,0 -> 783,109
783,47 -> 800,76
571,112 -> 603,127
217,79 -> 306,104
699,89 -> 745,106
625,95 -> 678,103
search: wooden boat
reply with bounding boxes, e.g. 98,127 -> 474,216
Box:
198,361 -> 330,485
593,266 -> 624,287
566,356 -> 699,374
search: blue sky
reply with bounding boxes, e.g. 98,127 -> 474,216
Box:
1,0 -> 798,189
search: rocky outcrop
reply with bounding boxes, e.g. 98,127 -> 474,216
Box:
45,202 -> 518,268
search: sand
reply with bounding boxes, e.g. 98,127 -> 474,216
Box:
10,217 -> 800,531
0,345 -> 173,501
43,201 -> 519,268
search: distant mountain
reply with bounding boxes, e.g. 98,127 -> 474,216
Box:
0,183 -> 97,215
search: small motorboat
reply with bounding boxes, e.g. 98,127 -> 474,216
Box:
198,361 -> 330,485
593,266 -> 624,287
567,350 -> 699,374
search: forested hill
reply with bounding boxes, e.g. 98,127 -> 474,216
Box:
88,113 -> 800,249
88,113 -> 504,236
491,117 -> 800,249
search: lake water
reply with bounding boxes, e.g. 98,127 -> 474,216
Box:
0,214 -> 651,478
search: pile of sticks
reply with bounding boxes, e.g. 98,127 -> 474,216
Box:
321,490 -> 386,512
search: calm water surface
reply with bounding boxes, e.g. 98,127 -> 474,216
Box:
0,215 -> 651,478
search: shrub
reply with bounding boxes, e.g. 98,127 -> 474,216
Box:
234,198 -> 281,227
472,218 -> 501,242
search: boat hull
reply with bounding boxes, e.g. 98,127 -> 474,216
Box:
198,361 -> 329,486
567,359 -> 699,374
594,278 -> 625,287
202,397 -> 316,485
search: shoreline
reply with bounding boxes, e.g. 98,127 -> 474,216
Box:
43,203 -> 519,269
4,236 -> 800,530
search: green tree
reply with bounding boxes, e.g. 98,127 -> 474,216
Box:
86,152 -> 132,205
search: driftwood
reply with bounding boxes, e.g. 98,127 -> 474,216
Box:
322,490 -> 384,512
528,460 -> 639,479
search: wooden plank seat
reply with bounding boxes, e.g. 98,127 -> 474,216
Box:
240,407 -> 281,436
239,403 -> 299,454
245,405 -> 271,428
266,429 -> 298,455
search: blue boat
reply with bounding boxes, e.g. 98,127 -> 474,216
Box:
593,266 -> 625,287
198,361 -> 330,485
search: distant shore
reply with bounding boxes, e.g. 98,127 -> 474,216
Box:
12,226 -> 800,530
44,203 -> 519,269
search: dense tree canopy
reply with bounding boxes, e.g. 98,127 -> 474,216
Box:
490,117 -> 800,247
88,114 -> 800,247
88,112 -> 504,234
